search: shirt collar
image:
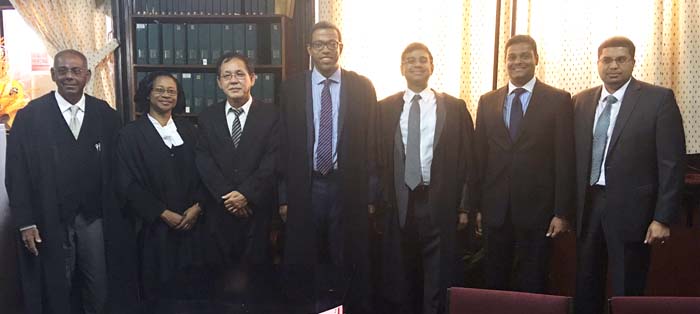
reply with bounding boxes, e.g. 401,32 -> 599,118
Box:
55,91 -> 86,113
599,78 -> 632,104
226,95 -> 253,115
312,67 -> 342,86
146,113 -> 183,148
508,76 -> 537,94
146,112 -> 175,129
403,86 -> 433,103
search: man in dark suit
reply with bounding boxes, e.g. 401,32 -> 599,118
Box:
6,49 -> 124,314
195,52 -> 278,295
277,21 -> 378,313
573,36 -> 685,314
473,35 -> 575,293
378,42 -> 474,314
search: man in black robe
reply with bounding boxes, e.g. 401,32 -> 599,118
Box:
6,49 -> 130,314
378,43 -> 475,314
278,21 -> 379,313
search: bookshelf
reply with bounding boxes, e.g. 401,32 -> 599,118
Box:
116,0 -> 309,121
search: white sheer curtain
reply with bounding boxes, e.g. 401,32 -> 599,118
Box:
8,0 -> 118,106
318,0 -> 497,116
514,0 -> 700,153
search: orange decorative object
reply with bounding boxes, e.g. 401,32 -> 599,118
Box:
0,37 -> 28,128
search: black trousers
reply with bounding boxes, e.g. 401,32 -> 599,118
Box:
400,186 -> 442,314
483,211 -> 550,293
574,186 -> 651,314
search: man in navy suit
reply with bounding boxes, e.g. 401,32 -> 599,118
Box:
474,35 -> 575,294
573,36 -> 685,314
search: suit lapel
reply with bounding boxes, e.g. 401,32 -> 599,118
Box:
606,79 -> 640,158
236,100 -> 259,150
214,102 -> 238,156
304,71 -> 314,168
433,91 -> 446,152
389,94 -> 404,155
338,69 -> 348,142
491,87 -> 511,148
579,87 -> 602,173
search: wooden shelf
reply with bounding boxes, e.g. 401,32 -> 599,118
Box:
132,14 -> 287,24
133,64 -> 283,72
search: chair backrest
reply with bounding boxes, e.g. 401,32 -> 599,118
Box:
447,287 -> 572,314
609,296 -> 700,314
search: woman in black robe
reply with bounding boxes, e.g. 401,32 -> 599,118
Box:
116,71 -> 205,312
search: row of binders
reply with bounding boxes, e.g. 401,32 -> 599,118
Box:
137,72 -> 277,114
134,0 -> 276,16
135,23 -> 282,65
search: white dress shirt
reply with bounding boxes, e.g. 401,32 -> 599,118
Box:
592,78 -> 632,186
400,87 -> 437,185
147,113 -> 183,148
55,91 -> 85,131
226,96 -> 253,135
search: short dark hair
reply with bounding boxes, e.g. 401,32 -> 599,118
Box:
401,42 -> 434,64
215,52 -> 255,77
134,71 -> 186,114
598,36 -> 636,59
54,49 -> 88,68
505,35 -> 539,60
309,21 -> 342,43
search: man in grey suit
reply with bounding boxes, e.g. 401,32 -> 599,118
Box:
573,36 -> 686,314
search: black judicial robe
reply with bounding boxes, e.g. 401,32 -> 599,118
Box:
278,70 -> 379,312
6,92 -> 136,314
115,115 -> 205,298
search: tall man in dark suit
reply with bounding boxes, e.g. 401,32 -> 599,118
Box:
379,42 -> 474,314
474,35 -> 575,293
195,53 -> 278,292
573,36 -> 685,314
278,21 -> 378,313
6,49 -> 123,314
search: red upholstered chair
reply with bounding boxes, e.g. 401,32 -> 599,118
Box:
609,296 -> 700,314
447,287 -> 572,314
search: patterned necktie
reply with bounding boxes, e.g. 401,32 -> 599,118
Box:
405,94 -> 422,190
69,105 -> 80,139
316,79 -> 334,174
589,95 -> 617,185
508,88 -> 527,140
230,107 -> 244,148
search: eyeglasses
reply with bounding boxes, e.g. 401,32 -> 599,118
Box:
310,40 -> 341,51
402,57 -> 430,66
598,56 -> 632,65
55,67 -> 89,76
152,87 -> 177,96
219,71 -> 249,81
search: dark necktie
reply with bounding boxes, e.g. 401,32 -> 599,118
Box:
230,107 -> 244,148
316,79 -> 334,174
508,88 -> 527,140
589,95 -> 617,185
405,94 -> 422,190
